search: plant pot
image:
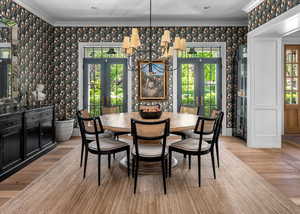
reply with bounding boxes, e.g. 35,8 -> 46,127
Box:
55,119 -> 75,142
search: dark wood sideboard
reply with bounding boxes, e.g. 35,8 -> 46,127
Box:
0,106 -> 56,181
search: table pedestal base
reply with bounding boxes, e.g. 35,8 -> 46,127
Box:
119,157 -> 178,175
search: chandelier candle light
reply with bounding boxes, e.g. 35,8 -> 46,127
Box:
122,0 -> 187,65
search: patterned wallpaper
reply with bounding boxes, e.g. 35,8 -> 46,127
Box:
0,0 -> 248,128
0,0 -> 54,109
0,27 -> 10,42
53,26 -> 247,127
249,0 -> 300,31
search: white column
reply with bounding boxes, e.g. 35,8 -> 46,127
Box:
247,37 -> 283,148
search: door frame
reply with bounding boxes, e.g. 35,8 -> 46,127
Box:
173,42 -> 228,135
82,58 -> 128,113
283,44 -> 300,134
177,58 -> 222,115
78,42 -> 133,113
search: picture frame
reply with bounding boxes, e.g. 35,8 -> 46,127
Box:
138,61 -> 167,100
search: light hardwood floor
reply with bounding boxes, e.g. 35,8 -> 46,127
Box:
0,136 -> 299,213
0,138 -> 81,207
225,137 -> 300,206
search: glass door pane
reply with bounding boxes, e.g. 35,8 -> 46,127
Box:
203,63 -> 218,117
86,63 -> 102,117
179,63 -> 196,106
108,63 -> 127,112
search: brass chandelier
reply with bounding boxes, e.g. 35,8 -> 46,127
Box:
121,0 -> 187,64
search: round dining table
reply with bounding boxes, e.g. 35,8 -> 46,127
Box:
101,112 -> 199,133
100,112 -> 199,173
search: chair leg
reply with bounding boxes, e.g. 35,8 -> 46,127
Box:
161,159 -> 167,194
108,154 -> 111,169
83,148 -> 88,179
126,149 -> 130,177
216,142 -> 220,168
134,157 -> 139,194
198,155 -> 201,187
98,154 -> 101,186
169,150 -> 172,177
211,152 -> 216,179
113,153 -> 116,160
132,158 -> 135,178
188,155 -> 191,169
165,157 -> 168,178
184,154 -> 187,159
80,141 -> 84,167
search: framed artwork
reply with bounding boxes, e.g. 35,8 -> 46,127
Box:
138,61 -> 167,100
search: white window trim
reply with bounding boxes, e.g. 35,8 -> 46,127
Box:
78,42 -> 132,113
172,42 -> 229,136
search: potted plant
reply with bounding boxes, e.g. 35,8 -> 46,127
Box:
55,112 -> 75,142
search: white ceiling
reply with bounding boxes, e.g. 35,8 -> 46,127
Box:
14,0 -> 249,26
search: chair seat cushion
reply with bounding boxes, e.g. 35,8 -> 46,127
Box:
132,144 -> 168,158
85,131 -> 113,141
170,138 -> 210,152
88,138 -> 128,151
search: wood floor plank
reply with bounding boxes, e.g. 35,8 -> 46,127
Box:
0,137 -> 299,214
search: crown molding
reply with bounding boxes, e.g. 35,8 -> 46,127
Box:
12,0 -> 247,27
13,0 -> 56,25
53,19 -> 248,27
242,0 -> 265,13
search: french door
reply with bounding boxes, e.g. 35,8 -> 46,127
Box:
177,58 -> 222,116
284,45 -> 300,134
83,58 -> 128,116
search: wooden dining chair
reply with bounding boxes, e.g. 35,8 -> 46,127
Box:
77,110 -> 113,167
168,112 -> 223,187
184,109 -> 222,168
131,118 -> 170,194
77,114 -> 130,186
102,106 -> 130,140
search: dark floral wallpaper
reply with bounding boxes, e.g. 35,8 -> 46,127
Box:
53,26 -> 247,127
0,27 -> 10,42
0,0 -> 54,108
0,0 -> 247,128
249,0 -> 300,31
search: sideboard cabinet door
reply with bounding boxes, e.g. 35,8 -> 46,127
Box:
40,108 -> 54,148
24,112 -> 41,157
0,114 -> 23,171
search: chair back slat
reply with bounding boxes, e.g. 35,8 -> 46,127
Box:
102,106 -> 119,115
180,105 -> 199,115
131,119 -> 170,157
135,123 -> 166,139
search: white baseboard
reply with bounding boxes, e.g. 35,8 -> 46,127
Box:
223,128 -> 232,136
